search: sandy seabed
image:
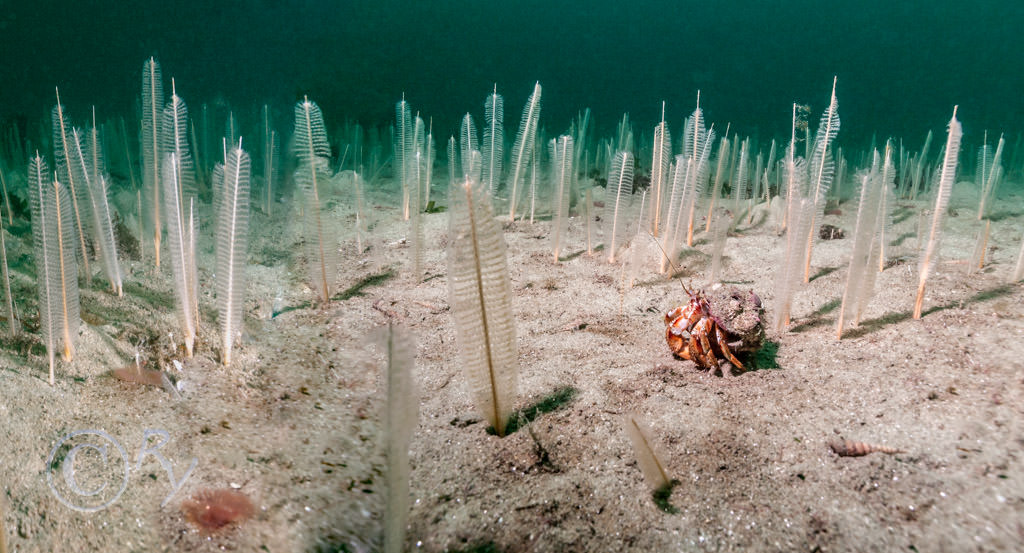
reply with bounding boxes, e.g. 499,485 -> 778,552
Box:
1,174 -> 1023,552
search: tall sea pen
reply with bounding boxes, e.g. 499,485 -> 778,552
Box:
550,136 -> 574,262
584,187 -> 594,255
876,146 -> 896,271
906,131 -> 933,200
682,122 -> 714,246
92,174 -> 123,296
67,126 -> 122,296
161,80 -> 199,220
773,121 -> 810,332
163,81 -> 200,342
836,161 -> 881,339
294,98 -> 336,303
621,191 -> 650,295
217,142 -> 249,366
375,323 -> 418,553
459,113 -> 478,183
705,135 -> 730,232
802,77 -> 840,282
411,149 -> 425,280
659,158 -> 684,273
141,57 -> 163,266
528,144 -> 539,224
481,85 -> 504,198
975,132 -> 993,212
52,90 -> 91,284
914,107 -> 962,319
774,195 -> 812,332
0,164 -> 11,226
447,136 -> 457,189
86,107 -> 104,188
572,108 -> 591,176
395,97 -> 413,220
447,175 -> 519,436
730,138 -> 750,226
163,153 -> 197,356
603,151 -> 634,263
30,154 -> 80,384
262,105 -> 280,216
354,171 -> 366,253
507,82 -> 542,220
977,134 -> 1004,219
650,102 -> 672,237
423,119 -> 435,210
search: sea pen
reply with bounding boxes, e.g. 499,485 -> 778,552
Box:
375,323 -> 418,553
481,85 -> 504,198
52,89 -> 91,284
163,153 -> 197,356
836,167 -> 880,339
508,82 -> 542,220
294,98 -> 335,302
0,492 -> 7,553
705,134 -> 729,233
30,154 -> 80,384
395,96 -> 413,220
650,102 -> 672,237
623,414 -> 671,490
550,136 -> 573,263
0,162 -> 12,226
1,213 -> 15,336
603,151 -> 634,263
803,77 -> 840,282
217,142 -> 250,365
914,107 -> 961,319
141,57 -> 163,266
1010,230 -> 1024,283
447,176 -> 518,436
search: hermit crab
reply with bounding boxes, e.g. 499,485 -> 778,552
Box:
664,284 -> 765,375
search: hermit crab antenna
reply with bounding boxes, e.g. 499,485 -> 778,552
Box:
648,231 -> 691,294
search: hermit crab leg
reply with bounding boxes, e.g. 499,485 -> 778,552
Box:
714,326 -> 744,369
697,323 -> 718,369
687,333 -> 703,365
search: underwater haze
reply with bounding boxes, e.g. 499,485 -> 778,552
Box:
0,0 -> 1022,144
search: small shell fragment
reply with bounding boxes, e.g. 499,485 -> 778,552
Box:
829,439 -> 903,457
